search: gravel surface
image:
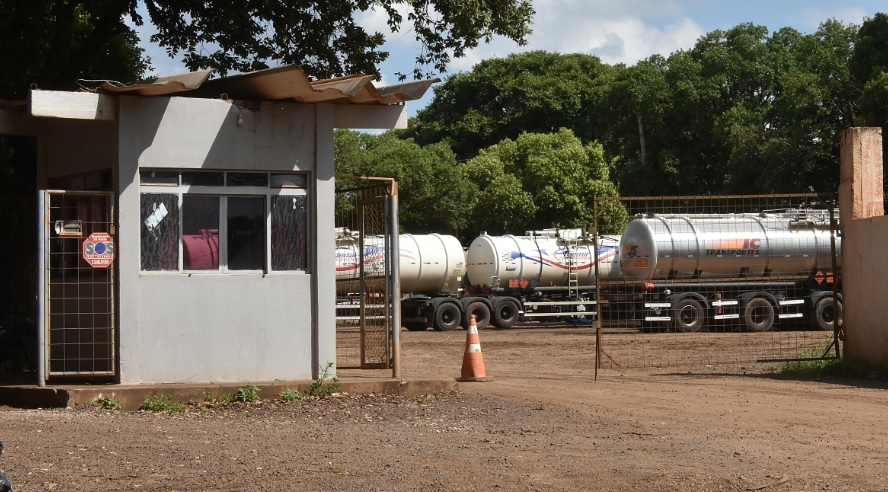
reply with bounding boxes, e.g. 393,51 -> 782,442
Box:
2,326 -> 887,491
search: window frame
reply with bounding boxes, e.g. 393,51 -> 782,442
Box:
139,170 -> 310,274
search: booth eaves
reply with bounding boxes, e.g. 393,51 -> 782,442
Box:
80,64 -> 439,105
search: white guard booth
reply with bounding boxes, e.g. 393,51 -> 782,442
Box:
0,65 -> 435,385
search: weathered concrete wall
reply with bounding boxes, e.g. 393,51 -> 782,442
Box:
838,127 -> 888,366
116,96 -> 334,383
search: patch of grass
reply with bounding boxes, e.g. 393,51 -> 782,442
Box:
308,362 -> 340,397
279,388 -> 305,402
774,343 -> 840,377
235,383 -> 261,403
91,394 -> 121,411
202,387 -> 236,404
142,394 -> 186,413
775,357 -> 840,376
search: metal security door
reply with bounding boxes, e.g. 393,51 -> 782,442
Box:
43,191 -> 117,378
335,179 -> 399,373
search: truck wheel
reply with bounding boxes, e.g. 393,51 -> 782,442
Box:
744,298 -> 774,332
814,297 -> 841,331
433,303 -> 461,331
462,301 -> 491,329
404,322 -> 428,331
673,298 -> 705,333
493,299 -> 520,328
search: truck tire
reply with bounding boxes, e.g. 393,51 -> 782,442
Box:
673,298 -> 705,333
433,303 -> 461,331
814,297 -> 841,331
462,301 -> 491,329
404,322 -> 428,331
493,299 -> 520,328
744,298 -> 775,332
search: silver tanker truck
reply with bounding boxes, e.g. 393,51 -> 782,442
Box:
612,208 -> 841,332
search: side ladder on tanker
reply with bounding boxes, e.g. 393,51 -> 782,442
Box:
566,238 -> 579,299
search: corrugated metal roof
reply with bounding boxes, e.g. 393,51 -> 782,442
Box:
91,64 -> 438,105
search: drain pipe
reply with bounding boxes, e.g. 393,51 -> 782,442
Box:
37,191 -> 46,387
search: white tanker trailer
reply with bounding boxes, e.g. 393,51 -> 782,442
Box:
611,208 -> 842,332
401,229 -> 621,330
336,228 -> 623,331
335,230 -> 465,296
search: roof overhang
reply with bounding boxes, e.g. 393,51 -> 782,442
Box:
1,64 -> 438,132
88,64 -> 438,105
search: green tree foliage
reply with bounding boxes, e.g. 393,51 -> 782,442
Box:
146,0 -> 533,80
1,0 -> 533,100
462,150 -> 538,236
599,55 -> 671,195
852,13 -> 888,161
403,51 -> 615,161
334,130 -> 478,238
1,1 -> 149,99
462,129 -> 626,238
334,129 -> 626,241
407,18 -> 880,198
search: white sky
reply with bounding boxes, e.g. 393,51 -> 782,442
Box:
135,0 -> 887,116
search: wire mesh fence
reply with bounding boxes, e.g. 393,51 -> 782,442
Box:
592,193 -> 841,370
46,191 -> 116,376
334,178 -> 396,369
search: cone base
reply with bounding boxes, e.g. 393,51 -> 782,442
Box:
456,377 -> 493,382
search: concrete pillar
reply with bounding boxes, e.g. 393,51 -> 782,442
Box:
839,127 -> 883,223
839,127 -> 888,365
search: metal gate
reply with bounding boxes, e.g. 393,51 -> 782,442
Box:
334,178 -> 400,373
592,193 -> 842,371
42,191 -> 117,379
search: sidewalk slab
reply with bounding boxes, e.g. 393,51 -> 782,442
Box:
0,378 -> 457,411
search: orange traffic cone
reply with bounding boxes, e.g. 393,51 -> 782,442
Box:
457,315 -> 491,382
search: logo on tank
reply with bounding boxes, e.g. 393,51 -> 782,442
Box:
706,238 -> 762,256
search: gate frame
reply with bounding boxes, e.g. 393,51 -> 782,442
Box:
39,190 -> 118,386
335,177 -> 400,377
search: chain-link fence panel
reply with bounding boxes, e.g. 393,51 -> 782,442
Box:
593,193 -> 841,370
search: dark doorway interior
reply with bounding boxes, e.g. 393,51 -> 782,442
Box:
0,136 -> 38,380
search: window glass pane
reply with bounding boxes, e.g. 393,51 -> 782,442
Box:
183,196 -> 220,270
272,195 -> 308,270
228,197 -> 265,270
140,193 -> 179,270
227,172 -> 268,187
140,170 -> 179,185
270,173 -> 307,188
182,171 -> 224,186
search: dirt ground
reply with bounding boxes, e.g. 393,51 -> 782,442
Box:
2,326 -> 888,491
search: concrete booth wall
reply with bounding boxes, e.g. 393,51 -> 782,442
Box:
115,96 -> 337,384
30,94 -> 340,384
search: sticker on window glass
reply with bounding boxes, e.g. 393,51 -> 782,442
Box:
144,203 -> 168,232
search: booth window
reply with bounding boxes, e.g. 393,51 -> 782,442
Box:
140,170 -> 309,273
